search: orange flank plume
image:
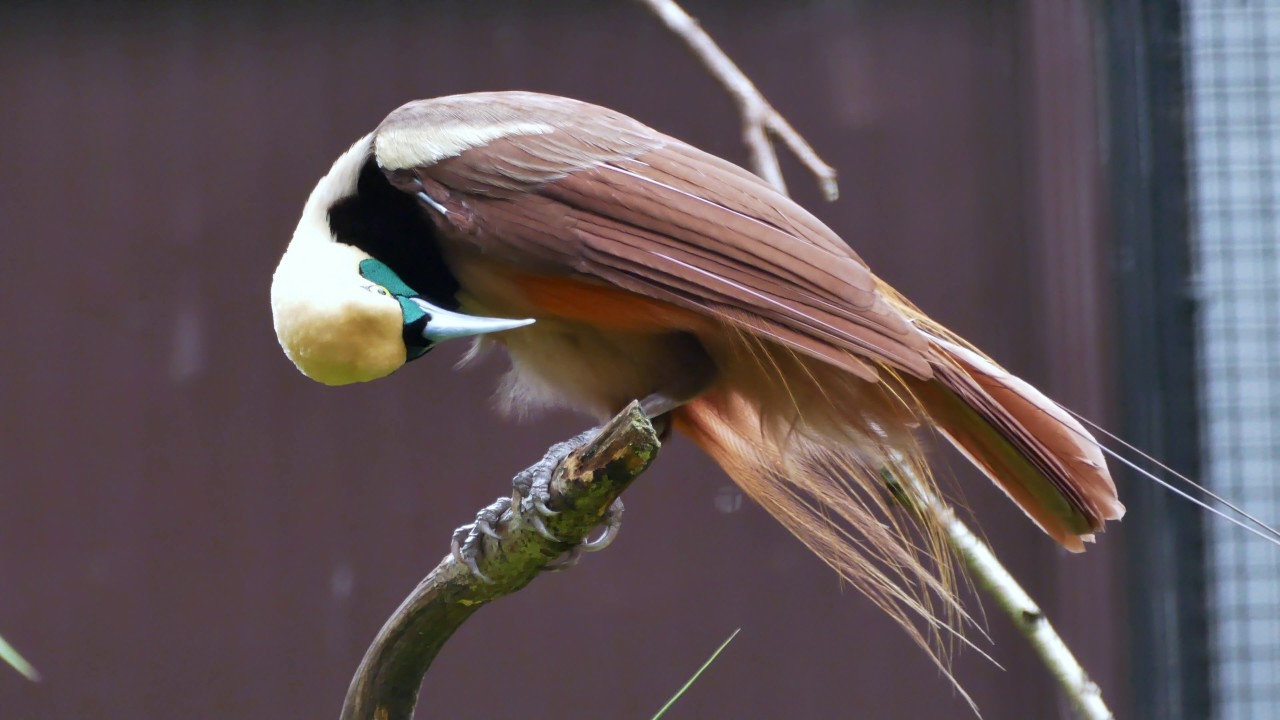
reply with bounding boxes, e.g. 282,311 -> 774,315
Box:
513,273 -> 712,332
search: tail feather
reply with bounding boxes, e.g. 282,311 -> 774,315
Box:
673,389 -> 974,679
669,306 -> 1123,684
904,336 -> 1126,551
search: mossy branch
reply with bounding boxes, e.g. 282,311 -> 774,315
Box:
339,403 -> 660,720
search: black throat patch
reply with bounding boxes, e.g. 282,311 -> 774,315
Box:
327,157 -> 461,309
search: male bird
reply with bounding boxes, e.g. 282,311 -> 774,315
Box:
272,91 -> 1124,654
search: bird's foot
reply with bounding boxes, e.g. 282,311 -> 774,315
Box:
453,426 -> 628,582
511,428 -> 598,523
542,496 -> 625,572
450,497 -> 513,583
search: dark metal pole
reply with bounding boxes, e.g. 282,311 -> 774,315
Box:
1102,1 -> 1211,718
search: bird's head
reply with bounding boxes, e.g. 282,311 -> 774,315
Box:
270,135 -> 531,386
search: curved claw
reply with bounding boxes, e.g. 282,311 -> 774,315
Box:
545,546 -> 583,572
475,519 -> 503,541
465,557 -> 493,584
532,495 -> 559,517
450,536 -> 466,566
582,498 -> 624,552
581,522 -> 620,552
529,513 -> 563,543
450,536 -> 494,583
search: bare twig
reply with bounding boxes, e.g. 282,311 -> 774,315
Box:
636,0 -> 839,201
640,3 -> 1114,718
925,497 -> 1114,720
340,403 -> 660,720
0,633 -> 39,682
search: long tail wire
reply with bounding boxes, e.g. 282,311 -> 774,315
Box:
1062,408 -> 1280,546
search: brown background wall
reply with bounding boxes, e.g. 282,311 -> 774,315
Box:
0,1 -> 1128,718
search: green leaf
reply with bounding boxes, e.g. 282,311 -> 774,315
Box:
651,628 -> 740,720
0,632 -> 41,682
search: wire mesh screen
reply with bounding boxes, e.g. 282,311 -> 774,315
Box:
1186,3 -> 1280,718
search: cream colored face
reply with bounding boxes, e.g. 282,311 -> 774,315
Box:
272,129 -> 534,386
271,243 -> 410,386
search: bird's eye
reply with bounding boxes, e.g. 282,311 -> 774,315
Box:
364,284 -> 392,297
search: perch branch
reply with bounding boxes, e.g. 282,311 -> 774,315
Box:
636,0 -> 839,201
641,2 -> 1113,718
340,403 -> 660,720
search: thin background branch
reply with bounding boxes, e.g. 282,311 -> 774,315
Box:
0,633 -> 39,682
636,1 -> 1114,718
636,0 -> 838,202
926,495 -> 1113,720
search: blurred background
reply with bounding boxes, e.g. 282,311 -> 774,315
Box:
1,0 -> 1276,718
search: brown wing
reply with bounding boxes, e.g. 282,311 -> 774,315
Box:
373,92 -> 932,380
